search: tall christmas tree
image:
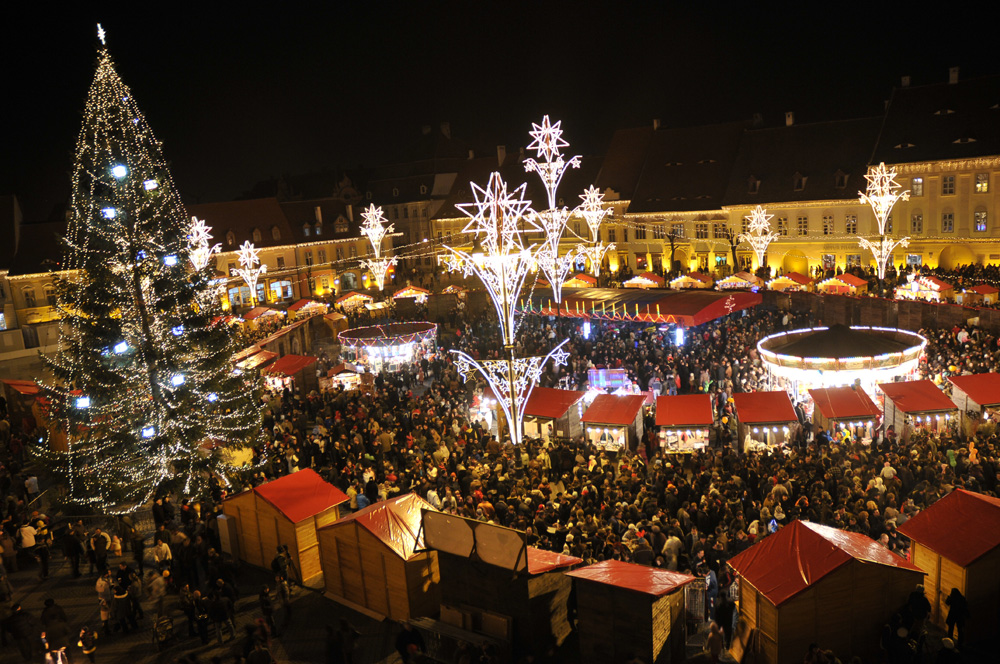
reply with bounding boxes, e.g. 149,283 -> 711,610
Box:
38,26 -> 262,510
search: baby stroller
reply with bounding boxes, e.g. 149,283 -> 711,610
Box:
152,615 -> 176,651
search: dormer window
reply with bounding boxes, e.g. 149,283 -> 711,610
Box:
392,187 -> 399,197
697,159 -> 717,165
834,170 -> 848,189
665,161 -> 683,167
252,228 -> 262,243
225,231 -> 235,246
793,172 -> 807,192
366,191 -> 373,200
334,215 -> 349,233
314,222 -> 322,236
302,223 -> 311,237
271,226 -> 281,241
747,176 -> 760,195
419,184 -> 428,195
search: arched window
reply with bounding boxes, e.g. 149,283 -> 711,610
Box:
271,226 -> 281,241
252,228 -> 262,243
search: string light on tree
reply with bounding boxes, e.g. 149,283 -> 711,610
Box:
858,162 -> 911,280
738,205 -> 780,270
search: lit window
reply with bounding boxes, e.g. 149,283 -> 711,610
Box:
695,224 -> 708,239
975,210 -> 988,232
822,215 -> 833,235
941,212 -> 954,233
671,224 -> 685,238
777,217 -> 788,236
315,223 -> 322,236
942,175 -> 955,195
302,224 -> 311,237
797,216 -> 808,236
608,227 -> 617,243
845,215 -> 857,234
911,177 -> 924,196
713,223 -> 726,239
976,173 -> 990,193
911,214 -> 923,234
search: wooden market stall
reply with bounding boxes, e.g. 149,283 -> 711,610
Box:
654,393 -> 714,452
318,493 -> 439,621
336,290 -> 373,310
669,271 -> 712,290
221,469 -> 349,587
732,390 -> 798,451
287,298 -> 329,320
263,354 -> 319,395
716,271 -> 763,290
947,373 -> 1000,427
897,489 -> 1000,640
807,386 -> 881,442
566,560 -> 695,664
243,306 -> 286,326
564,272 -> 598,288
1,379 -> 41,435
624,272 -> 665,289
393,285 -> 431,303
767,272 -> 813,292
878,379 -> 957,442
320,362 -> 374,394
727,520 -> 923,664
957,283 -> 999,306
581,394 -> 646,452
235,348 -> 278,372
523,387 -> 587,442
894,274 -> 955,302
323,311 -> 349,335
816,273 -> 868,295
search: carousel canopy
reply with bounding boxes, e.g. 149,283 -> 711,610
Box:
767,324 -> 912,358
264,354 -> 318,377
897,489 -> 1000,566
338,322 -> 437,349
655,394 -> 714,427
808,386 -> 882,421
582,394 -> 645,426
727,520 -> 921,607
948,373 -> 1000,408
733,390 -> 797,425
567,560 -> 696,597
878,379 -> 956,414
524,387 -> 587,419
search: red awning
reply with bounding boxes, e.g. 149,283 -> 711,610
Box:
969,284 -> 999,295
264,354 -> 318,377
581,394 -> 645,426
249,468 -> 349,523
566,560 -> 696,597
878,380 -> 956,414
733,391 -> 797,425
393,286 -> 431,299
897,489 -> 1000,567
1,379 -> 40,396
524,387 -> 587,419
527,547 -> 583,575
655,394 -> 714,427
808,386 -> 881,421
727,520 -> 922,607
568,273 -> 598,285
237,349 -> 278,370
287,299 -> 325,312
244,306 -> 284,320
948,373 -> 1000,407
323,493 -> 432,561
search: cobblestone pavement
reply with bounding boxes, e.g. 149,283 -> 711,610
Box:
2,547 -> 400,664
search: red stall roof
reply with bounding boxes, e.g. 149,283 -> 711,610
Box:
733,391 -> 797,425
897,489 -> 1000,567
655,394 -> 714,427
878,380 -> 956,413
948,373 -> 1000,408
325,493 -> 432,560
581,394 -> 645,426
244,306 -> 284,321
2,379 -> 40,396
264,354 -> 318,377
808,386 -> 882,421
727,520 -> 921,607
969,284 -> 1000,295
527,547 -> 583,575
250,468 -> 349,523
524,387 -> 587,420
567,560 -> 696,597
287,299 -> 325,312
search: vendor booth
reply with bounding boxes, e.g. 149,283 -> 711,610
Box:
338,322 -> 437,373
1,379 -> 41,435
669,272 -> 712,290
419,511 -> 581,660
878,379 -> 957,442
624,272 -> 665,289
441,284 -> 468,296
393,285 -> 431,303
957,283 -> 999,306
807,386 -> 881,443
767,272 -> 813,292
895,274 -> 955,302
581,394 -> 645,452
587,367 -> 629,391
221,469 -> 348,587
948,373 -> 1000,428
898,489 -> 1000,641
716,271 -> 762,290
564,273 -> 598,288
287,298 -> 328,320
733,391 -> 798,451
243,306 -> 286,325
727,520 -> 923,664
262,354 -> 318,395
567,561 -> 695,664
523,387 -> 587,442
318,493 -> 439,621
655,394 -> 713,452
320,362 -> 374,394
323,311 -> 349,335
816,273 -> 868,295
336,291 -> 373,310
235,348 -> 278,372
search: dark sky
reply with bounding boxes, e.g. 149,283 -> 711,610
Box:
5,1 -> 996,221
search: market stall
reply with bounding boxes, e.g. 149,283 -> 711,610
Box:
323,311 -> 349,335
716,271 -> 763,290
564,273 -> 598,288
956,283 -> 999,306
897,489 -> 1000,641
523,387 -> 587,442
624,272 -> 665,289
221,469 -> 349,587
286,298 -> 329,320
948,372 -> 1000,428
816,273 -> 868,295
262,354 -> 319,395
878,379 -> 957,442
318,493 -> 439,621
732,390 -> 798,451
235,348 -> 278,372
581,394 -> 645,452
335,290 -> 373,310
669,271 -> 712,290
566,561 -> 695,664
654,394 -> 714,452
243,306 -> 286,326
767,272 -> 813,292
393,285 -> 431,303
807,386 -> 881,443
894,274 -> 955,302
319,362 -> 374,394
338,322 -> 437,373
727,520 -> 923,664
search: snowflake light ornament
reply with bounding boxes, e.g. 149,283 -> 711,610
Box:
235,241 -> 267,306
359,204 -> 394,259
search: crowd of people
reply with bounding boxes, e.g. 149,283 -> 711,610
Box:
1,302 -> 997,663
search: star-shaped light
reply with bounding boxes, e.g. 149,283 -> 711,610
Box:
97,23 -> 106,45
237,241 -> 261,269
859,162 -> 910,234
527,115 -> 569,163
456,172 -> 538,251
743,205 -> 774,233
359,204 -> 393,259
189,216 -> 213,246
738,205 -> 780,270
577,185 -> 612,241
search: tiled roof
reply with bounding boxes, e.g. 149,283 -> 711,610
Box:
188,198 -> 295,251
593,126 -> 654,200
7,221 -> 66,277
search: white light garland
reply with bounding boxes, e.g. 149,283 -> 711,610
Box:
188,216 -> 221,271
359,204 -> 397,291
738,205 -> 779,269
858,163 -> 911,280
575,185 -> 615,277
235,241 -> 267,306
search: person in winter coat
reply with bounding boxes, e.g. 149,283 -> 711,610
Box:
945,587 -> 970,647
111,585 -> 137,634
77,626 -> 98,663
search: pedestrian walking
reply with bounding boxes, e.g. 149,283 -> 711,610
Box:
259,584 -> 277,637
62,530 -> 84,578
78,626 -> 99,663
275,575 -> 293,628
192,590 -> 210,644
147,570 -> 167,618
944,587 -> 970,647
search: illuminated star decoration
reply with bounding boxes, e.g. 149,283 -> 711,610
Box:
737,205 -> 780,269
188,216 -> 221,271
524,115 -> 582,210
235,241 -> 267,306
97,23 -> 106,45
359,204 -> 394,259
724,295 -> 737,315
575,185 -> 615,276
858,163 -> 911,279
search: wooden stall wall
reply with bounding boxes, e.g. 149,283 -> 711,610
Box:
223,492 -> 261,567
256,500 -> 298,577
575,582 -> 653,664
404,550 -> 441,620
965,546 -> 1000,640
526,572 -> 575,647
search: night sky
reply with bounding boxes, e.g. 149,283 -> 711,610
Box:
5,2 -> 996,221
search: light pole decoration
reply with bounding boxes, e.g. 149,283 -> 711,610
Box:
359,203 -> 398,291
188,216 -> 221,271
858,162 -> 910,280
575,185 -> 615,277
737,205 -> 779,270
444,172 -> 569,446
236,241 -> 267,307
524,116 -> 581,303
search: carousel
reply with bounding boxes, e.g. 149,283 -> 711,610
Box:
757,324 -> 926,402
338,322 -> 438,373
